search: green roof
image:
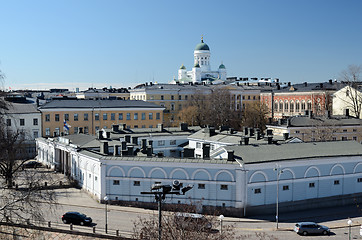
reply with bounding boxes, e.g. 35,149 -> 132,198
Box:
219,63 -> 226,69
195,39 -> 210,51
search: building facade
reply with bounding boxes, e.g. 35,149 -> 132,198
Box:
39,99 -> 164,137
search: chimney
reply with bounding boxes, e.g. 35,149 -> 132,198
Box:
127,146 -> 134,156
148,140 -> 153,147
244,137 -> 249,145
267,136 -> 273,144
229,128 -> 234,134
305,110 -> 309,116
255,129 -> 261,140
158,123 -> 163,132
277,84 -> 280,90
120,124 -> 127,130
249,128 -> 254,137
146,146 -> 153,157
100,141 -> 109,155
125,135 -> 131,143
132,136 -> 138,145
326,110 -> 331,118
283,132 -> 289,140
244,127 -> 249,136
304,82 -> 308,87
329,79 -> 333,84
78,127 -> 83,134
227,150 -> 234,161
288,82 -> 291,87
202,143 -> 210,159
182,148 -> 195,158
113,145 -> 120,156
320,83 -> 323,89
286,119 -> 291,127
180,123 -> 188,131
112,124 -> 119,132
98,130 -> 103,140
266,129 -> 273,136
203,126 -> 216,137
309,111 -> 313,119
150,82 -> 153,86
121,141 -> 127,150
106,132 -> 110,139
344,109 -> 349,117
141,139 -> 147,153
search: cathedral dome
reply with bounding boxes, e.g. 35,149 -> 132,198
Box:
219,63 -> 226,69
195,39 -> 210,51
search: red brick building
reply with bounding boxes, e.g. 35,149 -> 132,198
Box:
261,81 -> 346,120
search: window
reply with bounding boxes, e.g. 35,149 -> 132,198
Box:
170,140 -> 176,145
55,114 -> 60,122
134,125 -> 138,128
95,126 -> 99,131
178,95 -> 182,100
161,95 -> 164,100
283,185 -> 289,191
126,113 -> 131,120
33,118 -> 38,125
103,113 -> 107,120
296,102 -> 300,112
74,114 -> 78,121
33,131 -> 39,138
149,113 -> 153,120
171,95 -> 174,100
133,181 -> 140,186
254,188 -> 261,194
342,136 -> 348,141
95,113 -> 99,121
142,125 -> 146,128
141,113 -> 146,120
20,119 -> 25,126
290,101 -> 295,112
196,142 -> 201,148
111,113 -> 115,120
74,127 -> 78,134
179,104 -> 182,110
113,180 -> 120,185
171,103 -> 175,111
248,96 -> 250,100
95,176 -> 98,181
198,184 -> 205,189
158,140 -> 165,146
307,101 -> 312,110
156,112 -> 160,120
353,136 -> 357,141
284,101 -> 288,111
295,131 -> 300,134
358,178 -> 362,183
84,126 -> 89,134
332,137 -> 337,141
353,129 -> 357,132
84,113 -> 88,121
343,129 -> 347,132
64,114 -> 69,121
279,101 -> 283,112
301,101 -> 306,111
45,128 -> 50,136
134,113 -> 138,120
253,96 -> 256,100
149,125 -> 153,128
242,96 -> 245,100
45,114 -> 50,122
185,95 -> 188,100
334,180 -> 340,185
274,101 -> 278,112
220,185 -> 228,190
118,113 -> 123,120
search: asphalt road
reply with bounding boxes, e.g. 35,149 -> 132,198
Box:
37,186 -> 362,240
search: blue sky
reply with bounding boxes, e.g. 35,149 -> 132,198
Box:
1,0 -> 362,90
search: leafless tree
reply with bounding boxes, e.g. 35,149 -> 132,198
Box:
339,64 -> 362,119
0,68 -> 57,225
242,102 -> 269,131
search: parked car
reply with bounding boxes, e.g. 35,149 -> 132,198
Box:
62,212 -> 92,226
294,222 -> 330,236
22,160 -> 43,169
174,212 -> 212,232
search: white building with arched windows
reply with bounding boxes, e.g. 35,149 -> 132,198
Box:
36,131 -> 362,217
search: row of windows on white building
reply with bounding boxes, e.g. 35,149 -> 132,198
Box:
46,112 -> 161,122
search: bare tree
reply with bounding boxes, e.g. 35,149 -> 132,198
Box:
339,64 -> 362,118
242,102 -> 269,131
0,68 -> 57,225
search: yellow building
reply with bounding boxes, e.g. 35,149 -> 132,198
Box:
39,99 -> 164,137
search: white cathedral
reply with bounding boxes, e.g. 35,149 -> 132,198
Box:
174,38 -> 227,84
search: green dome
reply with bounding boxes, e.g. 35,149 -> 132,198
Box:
194,62 -> 200,68
180,64 -> 186,70
195,39 -> 210,51
219,63 -> 226,69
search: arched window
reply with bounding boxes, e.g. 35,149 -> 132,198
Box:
285,101 -> 289,111
296,101 -> 300,112
279,101 -> 283,112
274,101 -> 278,112
301,101 -> 306,111
290,101 -> 294,112
307,101 -> 312,110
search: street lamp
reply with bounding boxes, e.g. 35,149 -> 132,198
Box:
348,218 -> 352,240
104,196 -> 109,234
218,215 -> 224,238
274,164 -> 283,229
141,180 -> 193,240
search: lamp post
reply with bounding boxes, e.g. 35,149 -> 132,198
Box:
141,180 -> 193,240
104,196 -> 109,234
348,218 -> 352,240
218,215 -> 224,239
274,164 -> 283,229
